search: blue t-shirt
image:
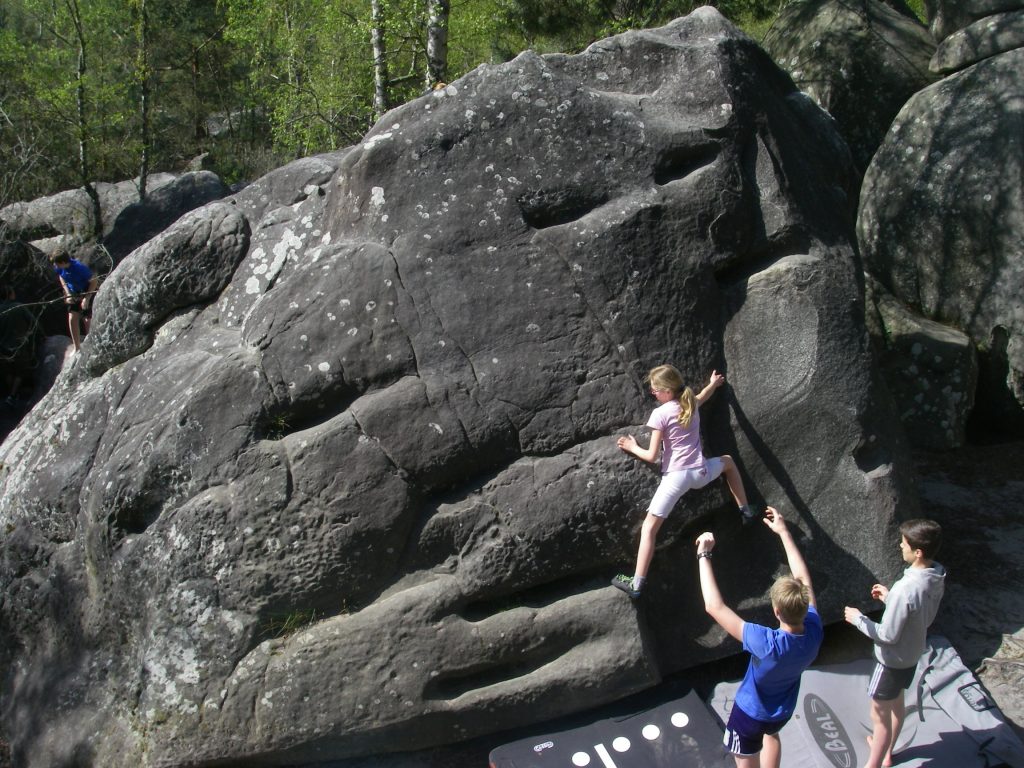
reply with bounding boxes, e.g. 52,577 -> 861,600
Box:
735,605 -> 823,722
56,259 -> 93,293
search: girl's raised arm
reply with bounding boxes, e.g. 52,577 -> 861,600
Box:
695,369 -> 725,405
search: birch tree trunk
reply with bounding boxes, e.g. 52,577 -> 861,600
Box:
371,0 -> 389,122
66,0 -> 102,240
425,0 -> 450,89
134,0 -> 151,201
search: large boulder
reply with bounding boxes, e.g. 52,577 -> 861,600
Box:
764,0 -> 936,173
0,10 -> 912,767
0,237 -> 68,340
867,281 -> 978,449
0,174 -> 176,243
931,9 -> 1024,73
858,47 -> 1024,435
922,0 -> 1024,43
102,171 -> 231,264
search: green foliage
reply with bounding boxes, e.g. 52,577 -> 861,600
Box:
5,0 -> 909,205
259,608 -> 319,641
904,0 -> 927,22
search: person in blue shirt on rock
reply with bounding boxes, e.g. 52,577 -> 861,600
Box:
697,506 -> 823,768
51,250 -> 98,352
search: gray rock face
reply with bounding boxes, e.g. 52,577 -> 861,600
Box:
868,283 -> 977,449
931,10 -> 1024,73
923,0 -> 1024,42
858,47 -> 1024,434
0,11 -> 911,767
764,0 -> 936,173
102,171 -> 231,263
0,174 -> 176,242
81,201 -> 251,377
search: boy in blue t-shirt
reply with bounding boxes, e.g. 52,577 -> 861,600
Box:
51,251 -> 97,352
697,507 -> 823,768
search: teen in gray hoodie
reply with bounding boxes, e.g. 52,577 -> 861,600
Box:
845,519 -> 945,768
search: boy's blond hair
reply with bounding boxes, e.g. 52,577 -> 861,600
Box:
770,576 -> 810,626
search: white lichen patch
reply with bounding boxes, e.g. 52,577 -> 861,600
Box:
363,131 -> 395,151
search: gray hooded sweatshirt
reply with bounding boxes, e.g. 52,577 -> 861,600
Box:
854,562 -> 946,669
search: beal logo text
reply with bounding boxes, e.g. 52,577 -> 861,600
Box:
804,694 -> 855,768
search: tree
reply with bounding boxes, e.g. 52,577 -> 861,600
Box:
371,0 -> 389,120
130,0 -> 151,201
425,0 -> 450,88
65,0 -> 103,238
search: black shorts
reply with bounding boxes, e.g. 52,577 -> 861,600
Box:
868,662 -> 916,701
723,704 -> 788,756
65,294 -> 92,318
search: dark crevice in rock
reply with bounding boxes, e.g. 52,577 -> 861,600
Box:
458,571 -> 609,623
424,589 -> 603,701
387,252 -> 425,378
712,231 -> 813,292
423,634 -> 580,701
652,139 -> 721,185
517,188 -> 610,229
254,371 -> 405,442
852,434 -> 894,476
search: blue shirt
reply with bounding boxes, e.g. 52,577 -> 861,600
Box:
56,259 -> 93,294
735,605 -> 823,722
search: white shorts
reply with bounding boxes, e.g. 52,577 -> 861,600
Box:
647,457 -> 725,519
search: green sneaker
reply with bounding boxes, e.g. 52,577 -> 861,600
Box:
611,574 -> 641,599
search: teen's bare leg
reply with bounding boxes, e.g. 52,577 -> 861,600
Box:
633,513 -> 665,581
761,732 -> 781,768
864,698 -> 897,768
67,309 -> 82,351
883,695 -> 905,767
734,754 -> 760,768
720,454 -> 749,507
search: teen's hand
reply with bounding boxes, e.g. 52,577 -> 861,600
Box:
616,435 -> 637,453
763,506 -> 787,534
708,370 -> 725,390
870,584 -> 889,603
843,606 -> 863,624
695,532 -> 716,555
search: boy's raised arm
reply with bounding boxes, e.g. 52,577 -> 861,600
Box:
764,507 -> 816,608
696,532 -> 745,642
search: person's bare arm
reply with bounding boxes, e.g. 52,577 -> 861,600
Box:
83,276 -> 98,309
696,532 -> 745,642
764,507 -> 816,608
695,370 -> 725,405
617,429 -> 662,465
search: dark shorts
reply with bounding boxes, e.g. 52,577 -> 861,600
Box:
723,704 -> 788,756
868,662 -> 916,701
65,294 -> 92,318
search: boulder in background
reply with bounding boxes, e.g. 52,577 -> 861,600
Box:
764,0 -> 936,173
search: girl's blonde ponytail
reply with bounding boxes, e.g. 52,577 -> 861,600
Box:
677,387 -> 696,427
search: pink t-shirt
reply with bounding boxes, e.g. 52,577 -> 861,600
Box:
647,400 -> 705,473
